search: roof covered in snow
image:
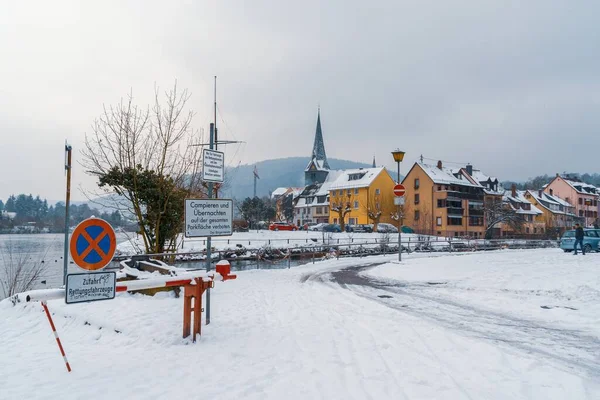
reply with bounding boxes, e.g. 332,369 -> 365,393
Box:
504,190 -> 543,215
418,163 -> 481,188
525,190 -> 577,216
563,178 -> 599,195
327,167 -> 386,191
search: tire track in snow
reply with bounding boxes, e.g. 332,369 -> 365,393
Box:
306,263 -> 600,378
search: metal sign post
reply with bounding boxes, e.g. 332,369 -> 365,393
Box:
393,185 -> 406,262
63,143 -> 72,285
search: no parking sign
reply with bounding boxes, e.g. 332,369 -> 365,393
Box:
66,218 -> 117,304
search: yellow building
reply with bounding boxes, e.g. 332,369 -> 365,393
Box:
402,161 -> 487,238
327,167 -> 396,229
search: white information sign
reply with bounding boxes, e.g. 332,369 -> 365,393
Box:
394,197 -> 405,206
202,149 -> 224,183
185,199 -> 233,237
66,272 -> 116,304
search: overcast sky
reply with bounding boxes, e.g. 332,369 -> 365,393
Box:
1,1 -> 599,202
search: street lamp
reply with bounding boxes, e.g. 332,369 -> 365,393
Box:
391,149 -> 405,261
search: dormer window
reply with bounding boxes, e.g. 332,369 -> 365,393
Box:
348,173 -> 366,181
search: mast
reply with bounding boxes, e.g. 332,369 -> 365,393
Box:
214,76 -> 217,151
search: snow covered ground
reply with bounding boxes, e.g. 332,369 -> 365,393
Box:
1,249 -> 599,399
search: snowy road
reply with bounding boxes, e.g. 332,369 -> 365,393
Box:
1,249 -> 599,399
307,262 -> 600,378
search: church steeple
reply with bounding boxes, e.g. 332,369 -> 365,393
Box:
311,108 -> 330,170
304,108 -> 331,186
372,155 -> 376,168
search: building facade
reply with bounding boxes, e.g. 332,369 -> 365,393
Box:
402,161 -> 486,238
328,167 -> 396,227
544,175 -> 598,227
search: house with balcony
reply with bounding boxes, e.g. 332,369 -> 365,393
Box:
327,167 -> 396,228
544,175 -> 598,227
523,190 -> 577,235
402,161 -> 486,238
502,188 -> 545,236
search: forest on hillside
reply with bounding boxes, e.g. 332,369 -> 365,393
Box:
503,173 -> 600,191
0,194 -> 130,234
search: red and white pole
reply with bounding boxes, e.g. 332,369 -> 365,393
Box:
41,301 -> 72,373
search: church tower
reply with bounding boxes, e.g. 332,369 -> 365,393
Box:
305,108 -> 331,185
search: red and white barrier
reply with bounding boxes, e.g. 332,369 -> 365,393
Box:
41,301 -> 72,372
15,262 -> 237,303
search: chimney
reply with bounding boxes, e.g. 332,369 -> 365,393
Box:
437,160 -> 443,170
466,164 -> 473,176
538,189 -> 543,198
556,173 -> 559,177
511,184 -> 517,197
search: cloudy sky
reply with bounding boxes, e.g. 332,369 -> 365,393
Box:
1,1 -> 599,201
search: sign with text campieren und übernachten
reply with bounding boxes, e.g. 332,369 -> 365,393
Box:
185,199 -> 233,237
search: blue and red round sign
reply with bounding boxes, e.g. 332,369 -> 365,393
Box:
69,218 -> 116,271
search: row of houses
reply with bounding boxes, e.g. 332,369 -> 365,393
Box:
400,161 -> 581,238
269,110 -> 596,238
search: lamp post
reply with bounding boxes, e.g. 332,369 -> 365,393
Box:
391,149 -> 405,261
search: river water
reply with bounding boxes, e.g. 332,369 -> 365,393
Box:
0,234 -> 303,295
0,233 -> 134,292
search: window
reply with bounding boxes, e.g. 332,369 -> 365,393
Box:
436,217 -> 442,226
549,189 -> 553,195
526,227 -> 530,234
414,210 -> 420,220
349,218 -> 357,225
376,202 -> 380,210
339,190 -> 343,196
438,186 -> 442,191
332,191 -> 336,197
414,194 -> 420,204
333,218 -> 338,224
375,189 -> 381,195
447,217 -> 462,226
579,210 -> 584,217
414,178 -> 420,189
354,201 -> 359,209
347,189 -> 352,196
595,200 -> 598,207
469,217 -> 483,226
354,188 -> 359,195
579,198 -> 583,205
437,199 -> 446,208
316,207 -> 322,214
534,228 -> 537,234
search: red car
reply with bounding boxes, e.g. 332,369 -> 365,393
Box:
268,222 -> 298,231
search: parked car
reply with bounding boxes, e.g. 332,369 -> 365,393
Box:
269,222 -> 298,231
322,224 -> 342,232
559,229 -> 600,252
375,223 -> 398,233
310,223 -> 328,231
346,224 -> 374,233
299,222 -> 318,231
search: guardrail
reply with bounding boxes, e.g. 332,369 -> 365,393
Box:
112,238 -> 559,271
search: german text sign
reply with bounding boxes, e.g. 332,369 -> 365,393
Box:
202,149 -> 224,183
185,199 -> 233,237
66,272 -> 116,304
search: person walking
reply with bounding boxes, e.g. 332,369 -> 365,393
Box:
574,223 -> 585,255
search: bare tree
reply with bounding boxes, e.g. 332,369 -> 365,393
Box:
331,197 -> 352,232
81,82 -> 205,254
361,190 -> 394,232
484,197 -> 524,238
1,239 -> 49,300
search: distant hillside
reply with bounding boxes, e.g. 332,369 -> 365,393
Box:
221,157 -> 374,200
